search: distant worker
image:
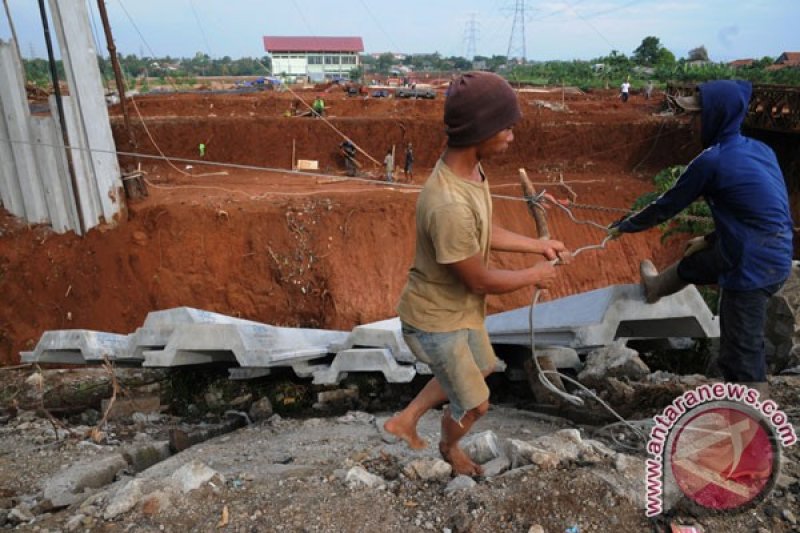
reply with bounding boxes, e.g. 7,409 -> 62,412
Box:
645,80 -> 654,100
620,80 -> 631,103
384,149 -> 394,183
312,95 -> 325,117
340,140 -> 359,177
404,143 -> 414,181
198,143 -> 206,158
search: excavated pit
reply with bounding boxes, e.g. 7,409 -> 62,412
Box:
0,89 -> 702,365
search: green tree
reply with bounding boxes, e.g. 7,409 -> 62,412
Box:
349,66 -> 363,82
656,47 -> 676,67
376,52 -> 394,74
451,56 -> 471,71
632,36 -> 662,66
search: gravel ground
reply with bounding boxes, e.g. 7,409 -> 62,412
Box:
0,369 -> 798,532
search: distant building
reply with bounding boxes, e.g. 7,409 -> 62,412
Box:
263,36 -> 364,82
685,60 -> 712,68
767,51 -> 800,71
370,52 -> 407,61
728,58 -> 755,68
776,52 -> 800,65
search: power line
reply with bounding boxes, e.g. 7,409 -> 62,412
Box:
507,0 -> 526,63
560,0 -> 618,52
356,0 -> 402,54
114,0 -> 158,59
463,12 -> 479,60
88,1 -> 104,56
188,0 -> 213,59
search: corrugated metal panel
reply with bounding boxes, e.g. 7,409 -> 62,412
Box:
263,36 -> 364,53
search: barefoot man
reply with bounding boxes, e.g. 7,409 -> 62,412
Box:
384,72 -> 571,476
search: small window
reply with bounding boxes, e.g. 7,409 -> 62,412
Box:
308,55 -> 322,65
325,55 -> 339,65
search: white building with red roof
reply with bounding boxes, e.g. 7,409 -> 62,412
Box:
263,36 -> 364,82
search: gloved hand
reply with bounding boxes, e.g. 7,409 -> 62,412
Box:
683,236 -> 708,257
607,217 -> 626,240
607,215 -> 629,240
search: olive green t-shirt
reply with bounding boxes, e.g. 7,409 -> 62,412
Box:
397,159 -> 492,331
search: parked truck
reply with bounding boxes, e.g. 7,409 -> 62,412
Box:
395,85 -> 436,99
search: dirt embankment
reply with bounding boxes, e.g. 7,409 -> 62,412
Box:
0,91 -> 698,365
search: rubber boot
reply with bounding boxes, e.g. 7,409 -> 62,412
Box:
739,382 -> 770,401
640,260 -> 688,304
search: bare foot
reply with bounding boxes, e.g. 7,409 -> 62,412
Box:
384,414 -> 427,450
439,442 -> 483,476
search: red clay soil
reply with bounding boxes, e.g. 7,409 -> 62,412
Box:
0,90 -> 696,365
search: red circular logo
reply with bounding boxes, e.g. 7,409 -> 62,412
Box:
670,405 -> 778,511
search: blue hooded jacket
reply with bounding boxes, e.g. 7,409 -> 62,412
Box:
618,80 -> 793,290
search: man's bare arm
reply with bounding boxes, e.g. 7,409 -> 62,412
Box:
491,225 -> 571,262
447,253 -> 556,295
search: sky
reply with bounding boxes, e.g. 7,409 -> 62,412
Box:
0,0 -> 797,63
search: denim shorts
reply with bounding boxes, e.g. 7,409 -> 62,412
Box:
401,322 -> 498,422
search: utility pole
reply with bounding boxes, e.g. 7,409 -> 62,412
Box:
96,0 -> 146,199
507,0 -> 527,64
463,13 -> 479,62
96,1 -> 135,150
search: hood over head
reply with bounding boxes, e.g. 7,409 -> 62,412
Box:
698,80 -> 751,148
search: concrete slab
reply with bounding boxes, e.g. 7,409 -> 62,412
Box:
312,349 -> 417,385
0,41 -> 48,222
24,330 -> 132,364
128,307 -> 262,360
228,360 -> 328,380
49,0 -> 123,226
486,284 -> 719,352
142,307 -> 262,329
0,42 -> 24,217
29,115 -> 80,233
60,95 -> 100,229
228,368 -> 272,380
142,323 -> 347,368
329,317 -> 415,363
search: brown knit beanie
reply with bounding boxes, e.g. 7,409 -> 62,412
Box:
444,72 -> 522,147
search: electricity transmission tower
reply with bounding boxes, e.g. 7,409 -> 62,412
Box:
506,0 -> 526,63
463,13 -> 479,60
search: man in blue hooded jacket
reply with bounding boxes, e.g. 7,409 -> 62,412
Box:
609,80 -> 793,396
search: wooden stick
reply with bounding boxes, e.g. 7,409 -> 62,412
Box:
519,168 -> 550,240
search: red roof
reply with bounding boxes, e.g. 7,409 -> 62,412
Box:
777,52 -> 800,63
263,36 -> 364,53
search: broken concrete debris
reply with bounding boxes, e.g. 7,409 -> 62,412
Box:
403,458 -> 453,481
577,342 -> 650,386
463,430 -> 501,464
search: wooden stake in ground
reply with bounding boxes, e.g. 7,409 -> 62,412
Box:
518,168 -> 568,400
519,168 -> 550,240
